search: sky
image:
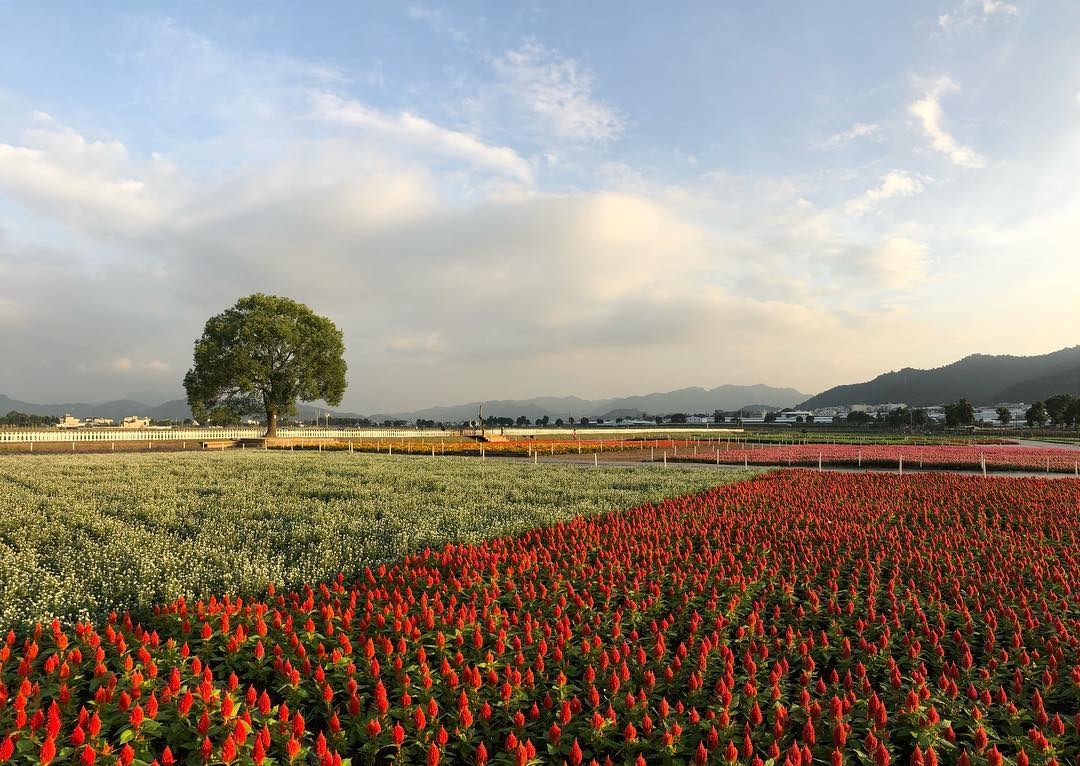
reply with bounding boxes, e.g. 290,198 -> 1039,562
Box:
1,1 -> 1078,412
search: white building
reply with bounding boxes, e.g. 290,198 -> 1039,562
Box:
121,416 -> 151,429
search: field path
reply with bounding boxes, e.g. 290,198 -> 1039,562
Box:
1013,437 -> 1080,451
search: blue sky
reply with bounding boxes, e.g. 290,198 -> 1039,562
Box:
1,1 -> 1078,410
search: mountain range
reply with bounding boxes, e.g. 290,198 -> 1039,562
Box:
371,384 -> 809,422
800,345 -> 1080,409
0,384 -> 808,424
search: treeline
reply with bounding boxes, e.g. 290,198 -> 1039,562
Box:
0,410 -> 58,427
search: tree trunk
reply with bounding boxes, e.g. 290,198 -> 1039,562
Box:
266,407 -> 278,438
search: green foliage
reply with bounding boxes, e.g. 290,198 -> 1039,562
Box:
1026,401 -> 1048,427
184,294 -> 347,434
1044,393 -> 1080,426
943,398 -> 975,428
0,452 -> 753,625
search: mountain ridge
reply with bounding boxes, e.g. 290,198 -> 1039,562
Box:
800,346 -> 1080,408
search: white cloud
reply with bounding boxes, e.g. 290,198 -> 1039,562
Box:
0,297 -> 22,324
819,122 -> 881,149
909,77 -> 986,168
938,0 -> 1019,30
493,41 -> 624,143
407,5 -> 469,44
310,92 -> 534,184
848,237 -> 931,289
0,113 -> 175,235
844,170 -> 927,216
111,357 -> 171,374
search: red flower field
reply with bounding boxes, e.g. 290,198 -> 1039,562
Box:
674,444 -> 1080,474
1,471 -> 1077,765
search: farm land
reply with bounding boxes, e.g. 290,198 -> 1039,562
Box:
0,451 -> 1077,765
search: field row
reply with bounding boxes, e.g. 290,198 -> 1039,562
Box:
0,471 -> 1076,764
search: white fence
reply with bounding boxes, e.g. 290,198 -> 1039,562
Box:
0,425 -> 744,444
0,427 -> 435,443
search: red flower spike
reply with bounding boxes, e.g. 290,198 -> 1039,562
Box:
39,737 -> 56,766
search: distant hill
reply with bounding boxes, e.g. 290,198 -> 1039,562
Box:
800,346 -> 1080,408
379,384 -> 807,422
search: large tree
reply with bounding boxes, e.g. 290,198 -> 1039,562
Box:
184,294 -> 347,437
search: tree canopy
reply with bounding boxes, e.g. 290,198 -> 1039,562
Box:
184,294 -> 347,436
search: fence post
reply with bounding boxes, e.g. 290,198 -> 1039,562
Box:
899,455 -> 903,476
662,452 -> 667,467
594,453 -> 598,467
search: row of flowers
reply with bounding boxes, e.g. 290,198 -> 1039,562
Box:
1,470 -> 1077,764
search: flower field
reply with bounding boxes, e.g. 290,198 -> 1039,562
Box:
671,443 -> 1080,474
1,470 -> 1077,765
0,452 -> 746,627
268,439 -> 660,458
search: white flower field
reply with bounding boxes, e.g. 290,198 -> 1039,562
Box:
0,452 -> 750,625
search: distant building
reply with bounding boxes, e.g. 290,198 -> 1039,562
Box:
57,414 -> 82,428
85,417 -> 115,427
121,416 -> 151,429
774,410 -> 814,424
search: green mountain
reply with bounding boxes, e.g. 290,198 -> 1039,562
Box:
800,346 -> 1080,408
